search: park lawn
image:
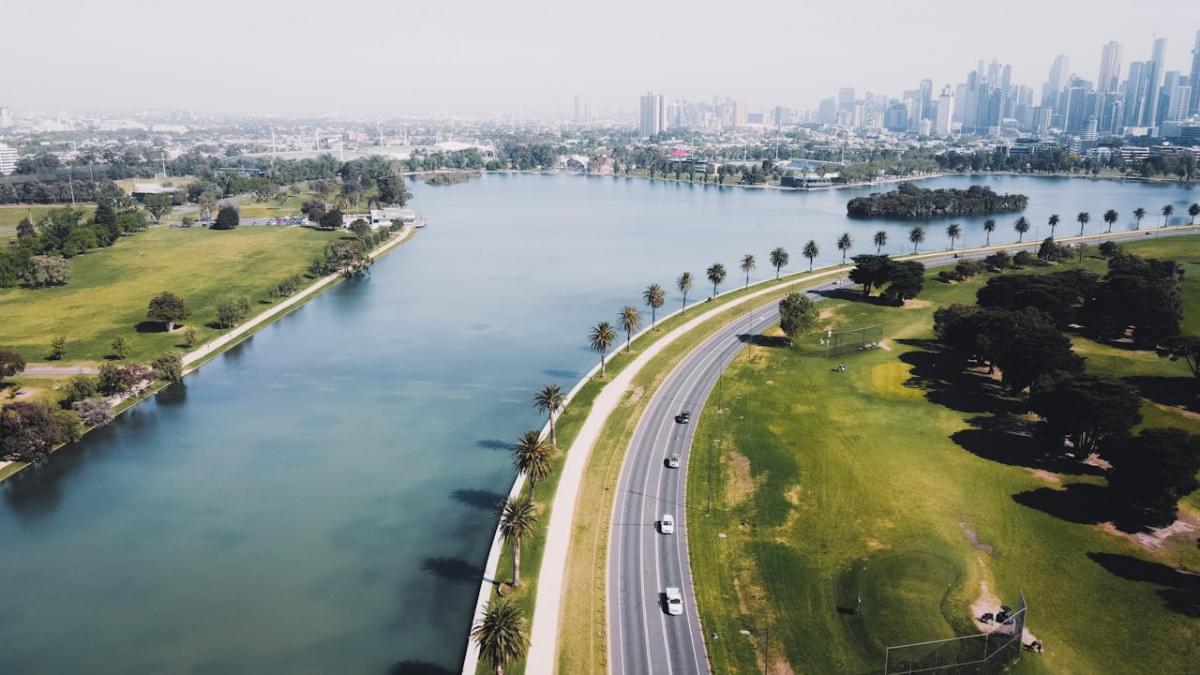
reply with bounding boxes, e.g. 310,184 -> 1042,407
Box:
114,176 -> 196,194
0,204 -> 97,235
687,242 -> 1200,674
236,190 -> 315,219
0,226 -> 340,364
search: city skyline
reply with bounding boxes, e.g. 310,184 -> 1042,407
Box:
4,0 -> 1200,118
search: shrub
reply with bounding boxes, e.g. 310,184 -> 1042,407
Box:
1013,250 -> 1035,267
110,335 -> 131,360
0,401 -> 83,461
152,352 -> 184,383
182,327 -> 199,348
216,297 -> 252,328
72,398 -> 114,428
0,350 -> 27,383
25,255 -> 72,287
984,250 -> 1011,271
212,205 -> 240,230
63,375 -> 98,405
98,363 -> 153,395
1098,241 -> 1121,258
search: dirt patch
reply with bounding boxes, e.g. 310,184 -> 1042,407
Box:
1100,510 -> 1200,550
903,298 -> 931,309
725,451 -> 757,504
818,308 -> 837,320
758,654 -> 796,675
971,581 -> 1040,646
733,577 -> 751,615
878,339 -> 893,351
960,522 -> 997,556
1027,469 -> 1063,487
625,386 -> 643,405
1083,453 -> 1112,470
784,485 -> 801,506
1153,402 -> 1200,420
865,538 -> 884,551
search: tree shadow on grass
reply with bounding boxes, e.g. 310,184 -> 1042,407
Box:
737,333 -> 790,348
1011,483 -> 1111,524
388,661 -> 455,675
134,321 -> 167,333
420,556 -> 482,585
897,341 -> 1020,415
1087,552 -> 1200,618
812,287 -> 893,306
952,415 -> 1105,476
1124,375 -> 1199,412
451,488 -> 506,512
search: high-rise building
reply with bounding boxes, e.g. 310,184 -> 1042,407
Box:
1189,31 -> 1200,115
1143,37 -> 1167,127
1098,41 -> 1123,93
0,107 -> 10,128
639,92 -> 665,137
1170,84 -> 1193,121
1124,61 -> 1150,127
837,88 -> 856,114
919,79 -> 934,121
0,143 -> 18,176
936,86 -> 955,135
1042,54 -> 1070,109
817,98 -> 837,125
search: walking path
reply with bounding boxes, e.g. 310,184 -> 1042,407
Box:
472,224 -> 1200,675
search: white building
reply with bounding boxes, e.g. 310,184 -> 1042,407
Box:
0,143 -> 18,176
936,87 -> 956,136
639,92 -> 665,137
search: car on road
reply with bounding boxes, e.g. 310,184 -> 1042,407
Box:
659,514 -> 675,534
675,410 -> 691,424
664,587 -> 683,615
666,454 -> 681,469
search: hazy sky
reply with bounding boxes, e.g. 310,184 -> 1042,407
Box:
7,0 -> 1200,117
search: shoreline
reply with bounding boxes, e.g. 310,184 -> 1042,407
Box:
472,223 -> 1200,674
0,225 -> 416,484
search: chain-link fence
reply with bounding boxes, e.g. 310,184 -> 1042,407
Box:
824,324 -> 885,357
883,592 -> 1028,674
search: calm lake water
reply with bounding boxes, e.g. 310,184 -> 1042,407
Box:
1,174 -> 1197,674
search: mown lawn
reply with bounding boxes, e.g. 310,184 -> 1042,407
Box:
0,226 -> 339,363
687,236 -> 1200,674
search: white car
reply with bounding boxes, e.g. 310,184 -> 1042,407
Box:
666,454 -> 681,469
659,514 -> 675,534
664,587 -> 683,615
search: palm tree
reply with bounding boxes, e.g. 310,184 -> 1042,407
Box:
1048,214 -> 1060,238
497,497 -> 537,589
1014,216 -> 1030,242
1076,211 -> 1089,236
533,384 -> 565,448
677,273 -> 693,313
946,223 -> 961,249
1133,207 -> 1146,229
472,596 -> 529,675
769,247 -> 789,279
1103,209 -> 1119,233
589,321 -> 616,376
836,232 -> 853,263
706,263 -> 726,298
1189,202 -> 1200,224
1162,204 -> 1174,227
873,230 -> 887,254
803,240 -> 819,271
983,219 -> 996,246
512,431 -> 553,497
739,254 -> 756,288
618,306 -> 641,351
642,284 -> 665,329
908,225 -> 925,253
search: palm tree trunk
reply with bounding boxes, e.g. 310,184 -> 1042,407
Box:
808,259 -> 814,271
681,293 -> 687,313
512,541 -> 521,587
600,353 -> 606,376
549,414 -> 556,448
986,232 -> 991,246
745,273 -> 749,288
626,332 -> 632,352
651,308 -> 656,330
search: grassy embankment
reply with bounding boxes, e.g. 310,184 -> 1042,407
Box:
473,266 -> 852,674
0,204 -> 97,236
0,226 -> 338,366
686,236 -> 1200,674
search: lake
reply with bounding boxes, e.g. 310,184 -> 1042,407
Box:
1,173 -> 1197,674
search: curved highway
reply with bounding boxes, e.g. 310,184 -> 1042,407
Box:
606,289 -> 820,674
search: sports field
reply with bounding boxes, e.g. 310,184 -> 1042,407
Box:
0,226 -> 339,364
687,236 -> 1200,674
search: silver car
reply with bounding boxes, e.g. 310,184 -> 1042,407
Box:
666,454 -> 681,469
664,587 -> 683,615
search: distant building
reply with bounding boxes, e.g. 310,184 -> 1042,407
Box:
0,106 -> 11,128
0,143 -> 18,176
936,86 -> 955,135
639,92 -> 666,137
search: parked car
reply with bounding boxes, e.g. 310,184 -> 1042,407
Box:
664,587 -> 683,615
666,454 -> 681,469
659,514 -> 675,534
675,410 -> 691,424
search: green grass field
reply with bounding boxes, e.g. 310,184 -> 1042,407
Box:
0,226 -> 339,364
0,204 -> 97,235
687,237 -> 1200,674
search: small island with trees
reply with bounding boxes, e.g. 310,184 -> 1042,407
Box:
846,182 -> 1028,219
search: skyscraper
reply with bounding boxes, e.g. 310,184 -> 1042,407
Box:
919,79 -> 934,121
1097,41 -> 1123,93
936,86 -> 955,136
1142,37 -> 1167,127
638,92 -> 665,137
1189,30 -> 1200,115
0,106 -> 10,128
1042,54 -> 1070,109
837,88 -> 856,114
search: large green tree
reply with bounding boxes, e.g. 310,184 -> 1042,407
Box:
1030,373 -> 1143,457
147,291 -> 191,332
778,293 -> 818,343
213,205 -> 240,230
1107,429 -> 1200,529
